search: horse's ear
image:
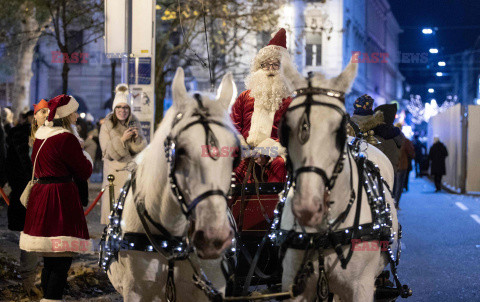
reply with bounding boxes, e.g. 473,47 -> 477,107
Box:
216,72 -> 237,110
172,67 -> 189,108
334,59 -> 358,96
281,56 -> 306,89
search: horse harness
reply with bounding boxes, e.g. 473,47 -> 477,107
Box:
272,76 -> 410,299
99,94 -> 239,302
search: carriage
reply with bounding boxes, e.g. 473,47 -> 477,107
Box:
98,66 -> 412,302
224,179 -> 411,301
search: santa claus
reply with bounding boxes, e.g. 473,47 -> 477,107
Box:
230,28 -> 300,183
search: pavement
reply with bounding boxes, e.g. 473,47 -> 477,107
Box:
2,176 -> 480,301
397,175 -> 480,302
0,181 -> 121,301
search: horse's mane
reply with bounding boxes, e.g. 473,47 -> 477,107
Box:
134,95 -> 235,216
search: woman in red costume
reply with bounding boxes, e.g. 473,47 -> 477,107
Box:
19,94 -> 93,302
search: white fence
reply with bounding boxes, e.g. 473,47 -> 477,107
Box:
428,104 -> 480,193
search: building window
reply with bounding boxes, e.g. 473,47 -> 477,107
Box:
305,32 -> 321,66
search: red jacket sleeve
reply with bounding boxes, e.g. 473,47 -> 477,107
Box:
61,134 -> 93,181
230,92 -> 247,134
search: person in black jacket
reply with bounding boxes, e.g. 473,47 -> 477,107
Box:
6,111 -> 33,231
350,96 -> 404,171
428,136 -> 449,192
412,135 -> 427,177
0,107 -> 7,188
5,110 -> 43,297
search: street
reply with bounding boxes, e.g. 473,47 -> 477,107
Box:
2,176 -> 480,301
398,175 -> 480,301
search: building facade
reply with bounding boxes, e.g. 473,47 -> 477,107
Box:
280,0 -> 405,112
29,34 -> 121,120
5,0 -> 406,120
191,0 -> 405,114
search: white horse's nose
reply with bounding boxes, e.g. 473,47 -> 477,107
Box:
192,227 -> 234,259
292,193 -> 325,227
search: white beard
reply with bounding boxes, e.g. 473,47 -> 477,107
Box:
245,69 -> 292,112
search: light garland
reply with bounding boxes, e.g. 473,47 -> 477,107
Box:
406,94 -> 458,124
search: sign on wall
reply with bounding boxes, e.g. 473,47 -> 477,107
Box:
104,0 -> 127,56
105,0 -> 156,143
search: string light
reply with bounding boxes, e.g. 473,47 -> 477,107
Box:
406,94 -> 458,124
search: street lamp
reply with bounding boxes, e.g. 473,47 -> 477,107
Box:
438,61 -> 446,66
436,72 -> 443,77
428,88 -> 434,93
429,48 -> 439,54
422,28 -> 433,34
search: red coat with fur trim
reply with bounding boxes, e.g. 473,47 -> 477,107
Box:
230,90 -> 292,183
230,90 -> 291,149
20,127 -> 93,253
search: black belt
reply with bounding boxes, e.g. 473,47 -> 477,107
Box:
276,223 -> 380,250
122,232 -> 190,259
37,176 -> 73,184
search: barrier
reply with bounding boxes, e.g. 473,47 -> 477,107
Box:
0,187 -> 10,206
428,104 -> 480,193
84,174 -> 116,216
84,186 -> 106,216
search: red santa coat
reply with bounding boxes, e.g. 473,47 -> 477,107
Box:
230,90 -> 292,183
19,126 -> 93,253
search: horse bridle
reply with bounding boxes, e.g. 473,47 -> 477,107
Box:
164,93 -> 240,217
279,80 -> 349,204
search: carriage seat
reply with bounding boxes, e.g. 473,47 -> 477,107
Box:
229,182 -> 284,235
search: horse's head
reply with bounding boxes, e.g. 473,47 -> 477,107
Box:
280,61 -> 358,227
166,67 -> 237,258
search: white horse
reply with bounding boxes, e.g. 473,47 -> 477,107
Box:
106,67 -> 239,301
280,62 -> 399,302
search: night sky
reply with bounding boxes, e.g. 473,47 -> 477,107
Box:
388,0 -> 480,98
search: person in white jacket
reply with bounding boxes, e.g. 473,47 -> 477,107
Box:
99,84 -> 147,224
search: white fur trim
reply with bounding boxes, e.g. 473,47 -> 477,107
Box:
253,45 -> 289,71
237,134 -> 248,147
35,126 -> 70,139
257,138 -> 286,157
247,102 -> 276,147
20,232 -> 94,254
40,299 -> 63,302
55,96 -> 79,119
83,150 -> 93,167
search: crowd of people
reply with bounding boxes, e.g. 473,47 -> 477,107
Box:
0,27 -> 449,301
348,94 -> 449,208
0,84 -> 146,301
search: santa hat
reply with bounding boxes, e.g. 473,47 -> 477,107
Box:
33,99 -> 49,115
252,28 -> 290,71
47,94 -> 79,123
112,84 -> 130,110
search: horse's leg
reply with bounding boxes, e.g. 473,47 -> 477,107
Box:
281,248 -> 318,302
327,249 -> 382,302
111,251 -> 167,302
174,258 -> 226,302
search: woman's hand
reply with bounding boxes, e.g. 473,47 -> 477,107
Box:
121,128 -> 135,143
131,127 -> 139,138
255,155 -> 269,166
